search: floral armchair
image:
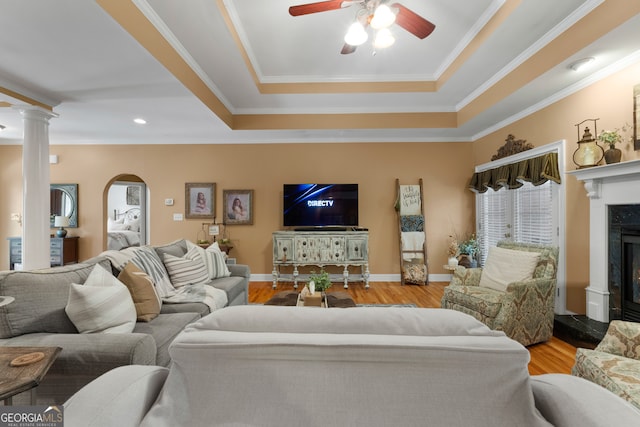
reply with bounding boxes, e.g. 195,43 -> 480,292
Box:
441,241 -> 558,346
572,320 -> 640,409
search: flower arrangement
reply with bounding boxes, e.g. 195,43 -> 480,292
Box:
458,233 -> 479,257
309,270 -> 332,292
598,123 -> 632,148
447,236 -> 459,258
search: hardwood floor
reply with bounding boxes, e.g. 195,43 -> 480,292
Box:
249,281 -> 577,376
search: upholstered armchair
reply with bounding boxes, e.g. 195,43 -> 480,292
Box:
441,241 -> 558,346
572,320 -> 640,409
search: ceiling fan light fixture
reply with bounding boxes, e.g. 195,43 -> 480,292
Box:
344,22 -> 368,46
374,28 -> 395,49
370,4 -> 396,29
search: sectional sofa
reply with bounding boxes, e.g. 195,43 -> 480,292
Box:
0,239 -> 250,404
64,306 -> 640,427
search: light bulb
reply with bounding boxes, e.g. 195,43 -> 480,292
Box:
374,28 -> 395,49
344,22 -> 368,46
371,4 -> 396,29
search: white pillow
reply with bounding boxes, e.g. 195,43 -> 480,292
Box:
163,246 -> 210,288
65,264 -> 137,334
186,241 -> 231,280
108,222 -> 131,231
478,246 -> 540,292
124,217 -> 140,232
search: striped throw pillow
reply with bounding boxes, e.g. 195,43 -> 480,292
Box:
163,246 -> 210,288
65,264 -> 137,334
186,241 -> 231,280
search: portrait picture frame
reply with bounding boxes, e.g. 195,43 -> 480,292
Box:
223,189 -> 253,225
185,183 -> 216,219
634,83 -> 640,151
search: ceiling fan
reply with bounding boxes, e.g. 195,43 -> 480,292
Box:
288,0 -> 435,54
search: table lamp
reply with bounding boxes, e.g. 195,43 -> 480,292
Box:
54,216 -> 70,237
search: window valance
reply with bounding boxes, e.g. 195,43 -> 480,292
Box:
468,152 -> 561,193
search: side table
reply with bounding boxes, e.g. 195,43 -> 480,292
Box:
0,346 -> 62,405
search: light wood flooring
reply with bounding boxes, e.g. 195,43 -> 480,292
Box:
249,281 -> 577,376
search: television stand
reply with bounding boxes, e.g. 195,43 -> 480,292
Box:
272,230 -> 369,289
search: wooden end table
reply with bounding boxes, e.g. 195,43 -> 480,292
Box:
0,346 -> 62,405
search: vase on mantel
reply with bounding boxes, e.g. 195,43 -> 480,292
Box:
604,145 -> 622,164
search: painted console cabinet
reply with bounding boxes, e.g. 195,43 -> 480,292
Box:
7,236 -> 79,270
272,230 -> 370,289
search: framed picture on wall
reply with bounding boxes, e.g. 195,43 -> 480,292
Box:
634,84 -> 640,151
223,189 -> 253,225
185,183 -> 215,219
126,185 -> 140,205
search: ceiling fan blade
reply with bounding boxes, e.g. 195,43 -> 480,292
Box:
392,3 -> 436,39
289,0 -> 347,16
341,43 -> 357,55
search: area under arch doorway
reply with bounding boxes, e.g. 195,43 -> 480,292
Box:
106,176 -> 148,250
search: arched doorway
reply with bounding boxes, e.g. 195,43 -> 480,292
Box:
105,174 -> 148,250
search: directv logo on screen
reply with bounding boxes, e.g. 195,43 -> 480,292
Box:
307,199 -> 334,207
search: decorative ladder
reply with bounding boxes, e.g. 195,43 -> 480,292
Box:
395,179 -> 428,285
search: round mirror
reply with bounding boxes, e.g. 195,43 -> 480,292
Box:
50,184 -> 78,228
51,189 -> 73,217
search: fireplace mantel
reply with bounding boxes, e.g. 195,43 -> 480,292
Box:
568,159 -> 640,322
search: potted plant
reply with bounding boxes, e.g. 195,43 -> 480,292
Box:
598,123 -> 631,164
458,233 -> 479,268
309,269 -> 332,294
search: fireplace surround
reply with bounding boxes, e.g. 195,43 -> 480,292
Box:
569,159 -> 640,322
621,228 -> 640,322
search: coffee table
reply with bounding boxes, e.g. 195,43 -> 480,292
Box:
0,346 -> 62,405
265,291 -> 356,308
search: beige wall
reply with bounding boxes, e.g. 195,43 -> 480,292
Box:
472,62 -> 640,313
0,142 -> 475,278
1,61 -> 639,315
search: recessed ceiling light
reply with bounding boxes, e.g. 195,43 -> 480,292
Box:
133,118 -> 147,125
568,57 -> 595,72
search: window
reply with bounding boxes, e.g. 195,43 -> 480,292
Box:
472,141 -> 565,314
477,180 -> 558,265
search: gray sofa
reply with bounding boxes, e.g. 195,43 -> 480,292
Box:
64,306 -> 640,427
0,241 -> 250,404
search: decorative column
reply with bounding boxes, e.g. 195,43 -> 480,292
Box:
19,107 -> 58,270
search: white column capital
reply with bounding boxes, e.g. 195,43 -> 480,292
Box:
16,105 -> 58,123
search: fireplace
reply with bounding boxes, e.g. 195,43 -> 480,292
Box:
569,159 -> 640,323
622,229 -> 640,322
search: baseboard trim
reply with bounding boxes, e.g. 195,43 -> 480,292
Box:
250,273 -> 452,282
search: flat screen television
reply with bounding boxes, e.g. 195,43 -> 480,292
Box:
283,184 -> 358,228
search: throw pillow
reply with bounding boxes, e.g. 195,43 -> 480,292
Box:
65,264 -> 137,334
479,246 -> 541,292
129,246 -> 176,298
402,262 -> 427,285
109,222 -> 130,231
186,240 -> 231,280
163,246 -> 210,288
118,262 -> 161,322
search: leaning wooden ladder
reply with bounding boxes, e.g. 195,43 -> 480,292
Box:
395,179 -> 428,285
